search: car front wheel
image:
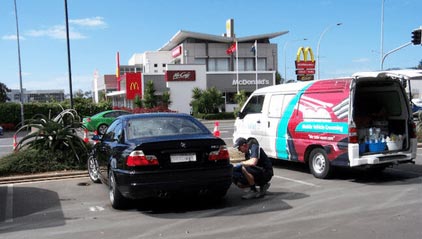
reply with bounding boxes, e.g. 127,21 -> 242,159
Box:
87,154 -> 101,183
97,124 -> 108,135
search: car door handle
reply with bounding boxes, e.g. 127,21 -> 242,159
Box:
268,121 -> 270,128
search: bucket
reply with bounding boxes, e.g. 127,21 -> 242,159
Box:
387,140 -> 403,150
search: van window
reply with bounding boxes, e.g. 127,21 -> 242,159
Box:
242,95 -> 265,115
355,91 -> 402,117
268,94 -> 295,117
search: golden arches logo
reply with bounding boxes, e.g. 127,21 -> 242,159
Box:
129,82 -> 139,90
296,47 -> 315,62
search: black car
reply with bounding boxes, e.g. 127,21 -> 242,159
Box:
87,113 -> 233,209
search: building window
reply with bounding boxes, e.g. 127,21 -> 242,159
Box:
194,58 -> 206,65
154,64 -> 158,67
208,58 -> 229,72
162,64 -> 166,67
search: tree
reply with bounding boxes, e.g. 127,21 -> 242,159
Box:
134,94 -> 143,108
161,91 -> 171,109
0,82 -> 11,103
276,71 -> 283,84
417,59 -> 422,69
190,87 -> 224,114
234,90 -> 247,117
143,80 -> 157,108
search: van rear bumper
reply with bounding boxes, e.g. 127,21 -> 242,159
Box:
348,139 -> 417,167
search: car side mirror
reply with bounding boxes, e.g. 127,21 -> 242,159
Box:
92,134 -> 101,141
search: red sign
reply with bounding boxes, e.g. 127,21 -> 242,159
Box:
295,61 -> 316,69
296,69 -> 316,75
165,70 -> 196,81
172,46 -> 182,58
125,72 -> 142,100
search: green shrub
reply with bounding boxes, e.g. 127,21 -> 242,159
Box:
0,148 -> 86,176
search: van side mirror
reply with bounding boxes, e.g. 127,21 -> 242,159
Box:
237,111 -> 245,119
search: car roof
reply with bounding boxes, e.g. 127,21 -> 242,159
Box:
117,112 -> 192,120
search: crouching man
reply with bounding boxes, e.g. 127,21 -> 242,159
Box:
232,137 -> 273,199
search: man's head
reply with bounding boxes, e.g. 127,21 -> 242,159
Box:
233,137 -> 248,153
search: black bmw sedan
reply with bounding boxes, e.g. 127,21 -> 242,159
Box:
87,113 -> 233,209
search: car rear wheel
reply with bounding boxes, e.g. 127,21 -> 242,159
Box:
309,148 -> 332,179
87,154 -> 101,183
109,169 -> 129,209
97,124 -> 108,135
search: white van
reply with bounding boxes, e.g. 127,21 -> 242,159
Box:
233,71 -> 418,178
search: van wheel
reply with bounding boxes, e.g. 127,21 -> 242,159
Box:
309,148 -> 332,179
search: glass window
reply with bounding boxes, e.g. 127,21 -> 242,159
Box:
208,58 -> 229,71
242,95 -> 265,115
127,116 -> 207,139
103,120 -> 120,142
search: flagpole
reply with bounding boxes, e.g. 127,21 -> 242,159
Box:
255,40 -> 258,90
235,39 -> 239,93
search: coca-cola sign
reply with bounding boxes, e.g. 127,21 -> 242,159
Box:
165,70 -> 196,81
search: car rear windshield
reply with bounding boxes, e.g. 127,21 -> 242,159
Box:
126,116 -> 207,139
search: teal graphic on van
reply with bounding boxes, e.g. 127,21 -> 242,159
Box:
295,122 -> 348,134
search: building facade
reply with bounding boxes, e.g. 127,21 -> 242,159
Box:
101,19 -> 288,113
7,89 -> 65,103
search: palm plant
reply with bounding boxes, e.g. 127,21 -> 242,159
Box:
14,108 -> 88,162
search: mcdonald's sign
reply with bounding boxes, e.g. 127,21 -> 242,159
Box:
295,47 -> 315,81
126,72 -> 142,100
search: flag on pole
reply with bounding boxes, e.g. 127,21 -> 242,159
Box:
251,40 -> 257,55
116,51 -> 121,91
226,43 -> 237,55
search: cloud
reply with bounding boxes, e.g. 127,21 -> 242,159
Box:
69,16 -> 107,28
2,34 -> 25,40
26,25 -> 86,40
17,74 -> 93,94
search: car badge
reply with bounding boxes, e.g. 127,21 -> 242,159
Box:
180,142 -> 187,148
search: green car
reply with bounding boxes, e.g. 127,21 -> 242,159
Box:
82,110 -> 131,135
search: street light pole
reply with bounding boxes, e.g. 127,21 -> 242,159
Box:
316,23 -> 342,80
380,0 -> 385,70
64,0 -> 74,108
13,0 -> 24,126
283,38 -> 307,83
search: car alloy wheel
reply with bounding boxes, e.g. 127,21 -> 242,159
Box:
87,154 -> 101,183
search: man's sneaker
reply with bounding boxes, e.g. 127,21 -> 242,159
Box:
241,189 -> 259,199
256,183 -> 271,198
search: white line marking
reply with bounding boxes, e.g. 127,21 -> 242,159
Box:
5,184 -> 13,223
273,175 -> 320,187
89,206 -> 105,212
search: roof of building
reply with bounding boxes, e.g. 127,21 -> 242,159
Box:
158,30 -> 289,51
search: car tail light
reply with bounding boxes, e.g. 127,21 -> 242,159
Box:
208,145 -> 230,161
349,124 -> 358,144
126,150 -> 159,166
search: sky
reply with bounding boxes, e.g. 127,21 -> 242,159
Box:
1,0 -> 421,94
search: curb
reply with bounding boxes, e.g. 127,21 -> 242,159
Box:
0,170 -> 88,185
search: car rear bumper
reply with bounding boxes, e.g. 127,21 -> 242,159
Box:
113,164 -> 233,199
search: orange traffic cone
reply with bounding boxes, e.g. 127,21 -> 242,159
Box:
12,134 -> 18,151
83,129 -> 89,143
213,121 -> 220,137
